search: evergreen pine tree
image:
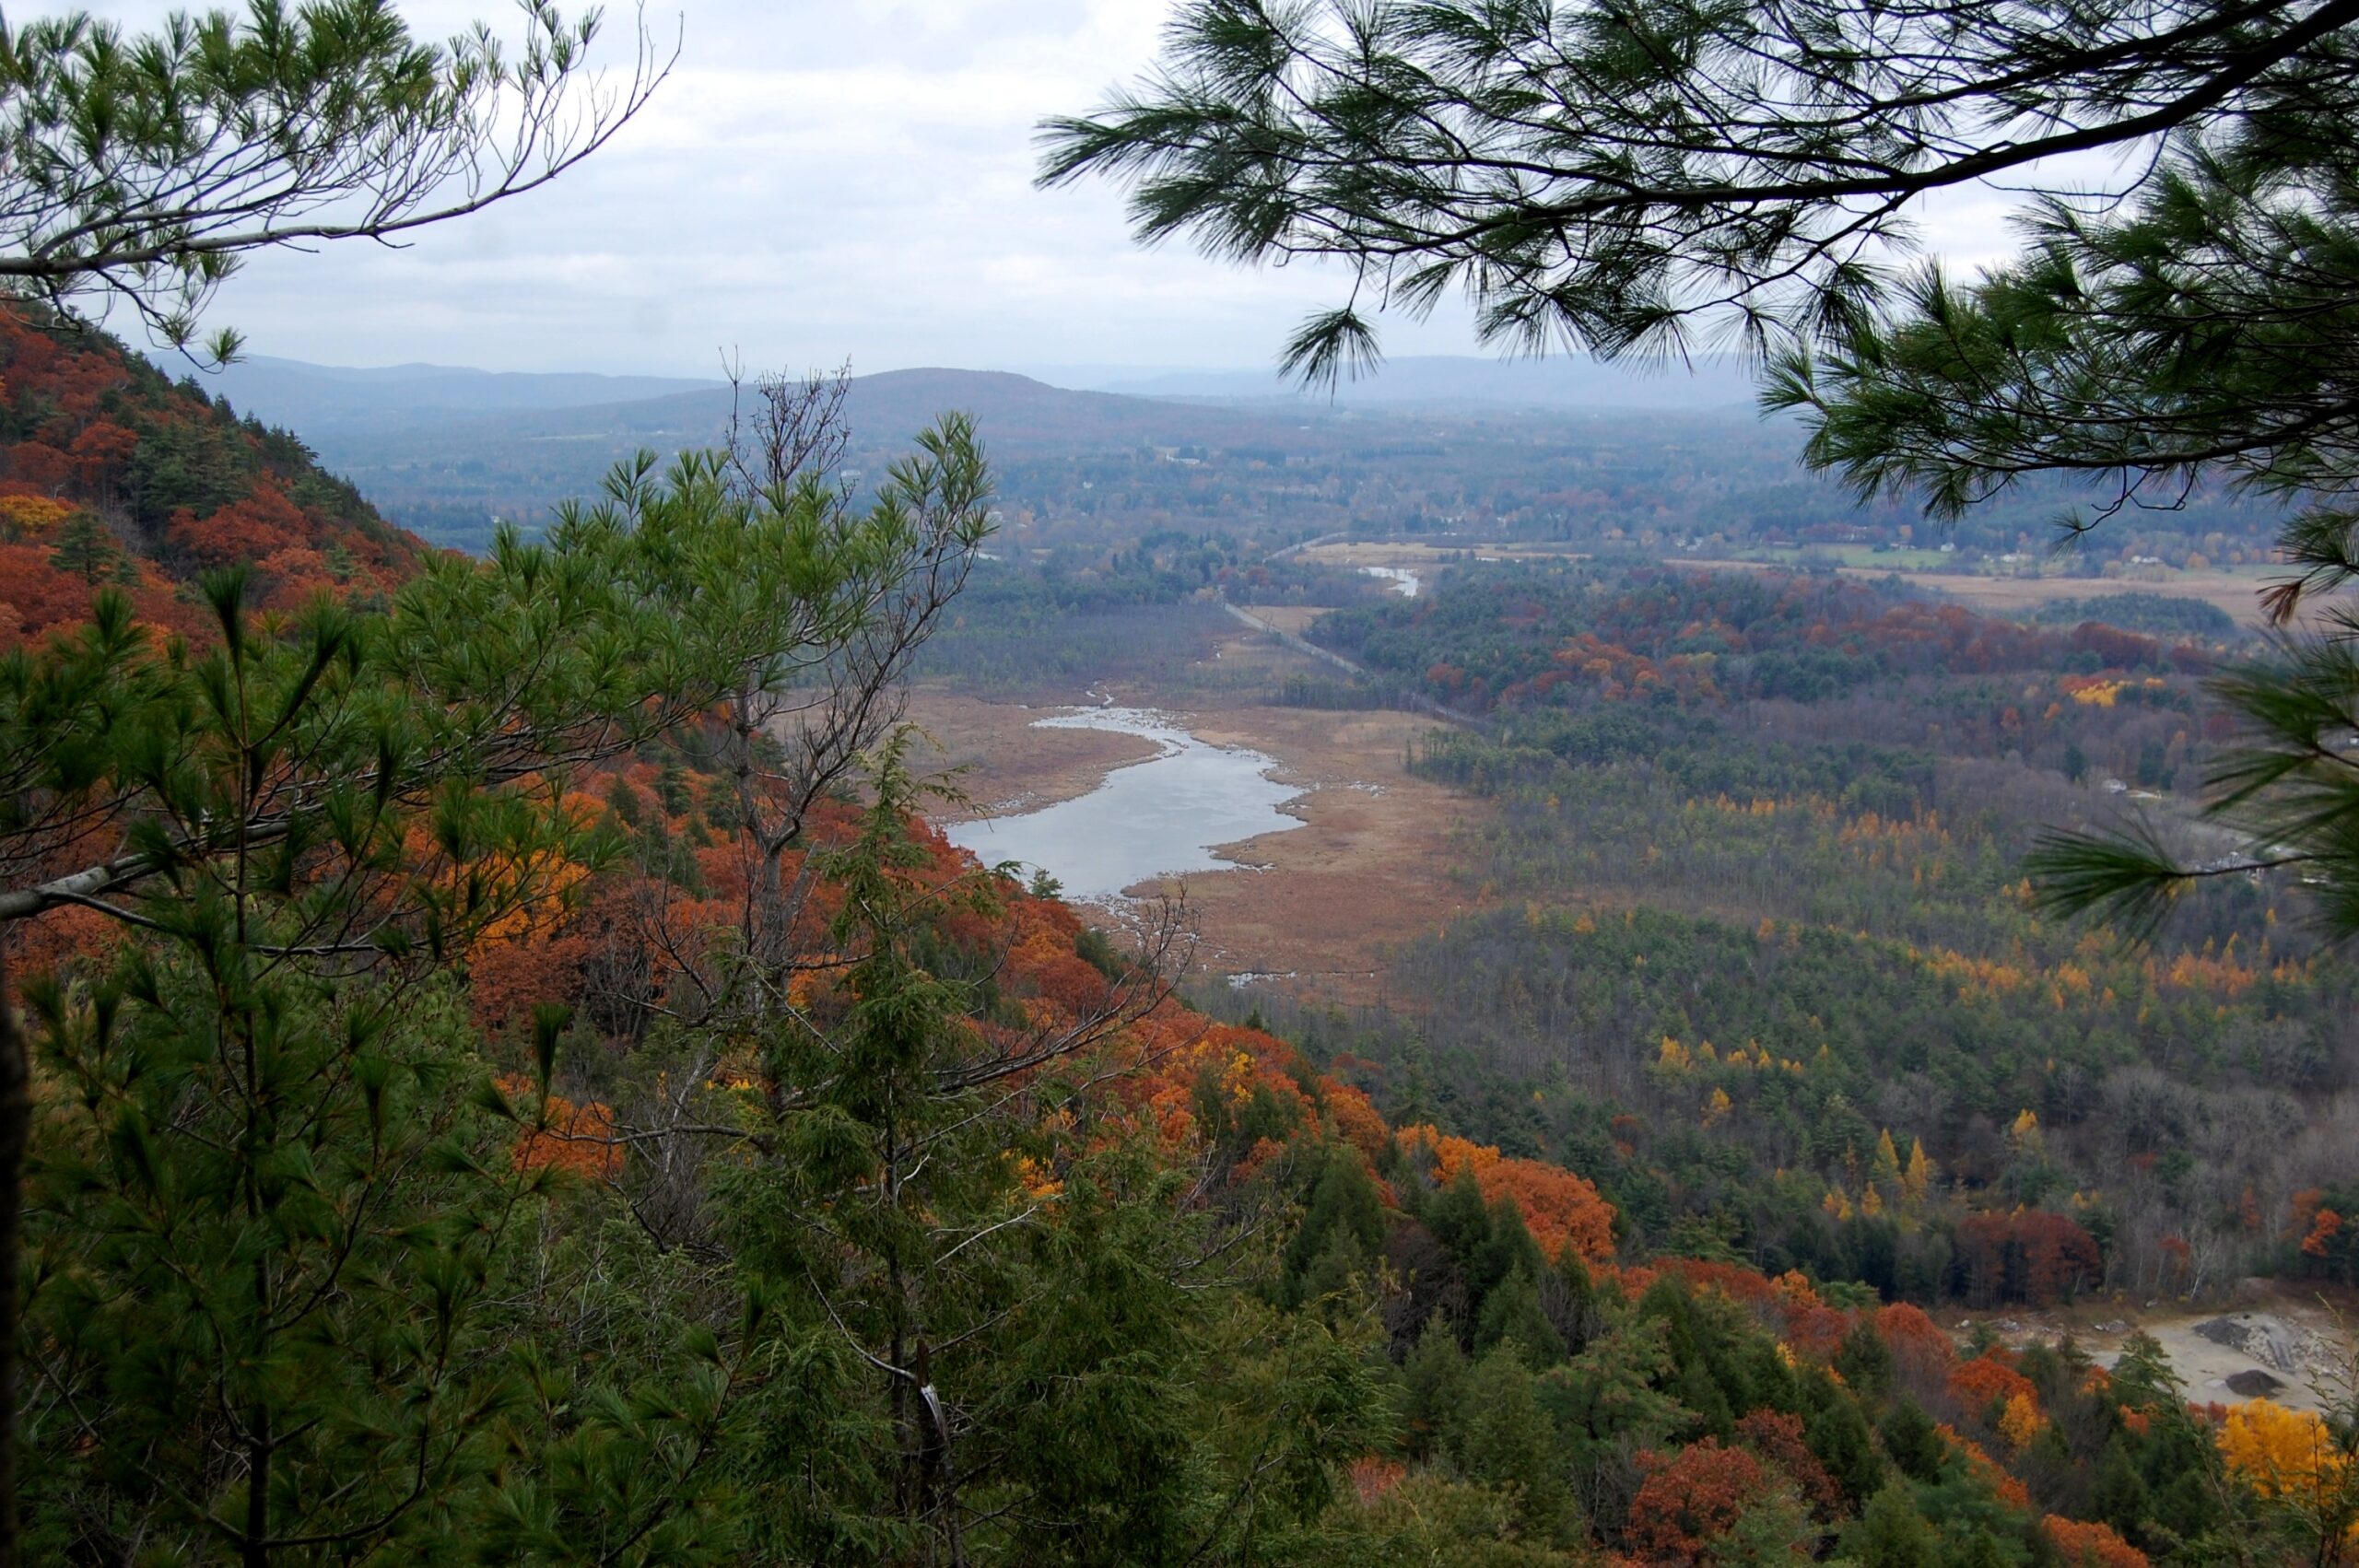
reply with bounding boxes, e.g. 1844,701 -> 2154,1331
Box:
1403,1316 -> 1471,1460
1476,1266 -> 1567,1366
17,579 -> 621,1562
1802,1370 -> 1887,1504
1881,1400 -> 1947,1484
1844,1482 -> 1940,1568
48,508 -> 118,584
1455,1346 -> 1576,1545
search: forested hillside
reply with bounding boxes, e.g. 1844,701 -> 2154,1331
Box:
1311,566 -> 2213,718
7,0 -> 2359,1554
14,349 -> 2353,1562
8,545 -> 2333,1562
0,308 -> 421,646
1215,563 -> 2357,1312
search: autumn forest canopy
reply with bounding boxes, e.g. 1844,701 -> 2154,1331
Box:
6,0 -> 2359,1564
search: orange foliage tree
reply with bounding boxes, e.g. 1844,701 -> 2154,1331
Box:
1952,1352 -> 2039,1416
2046,1516 -> 2149,1568
1399,1123 -> 1617,1262
1877,1302 -> 1957,1392
1941,1425 -> 2035,1512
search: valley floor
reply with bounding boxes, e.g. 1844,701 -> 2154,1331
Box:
1676,556 -> 2290,626
910,622 -> 1492,1004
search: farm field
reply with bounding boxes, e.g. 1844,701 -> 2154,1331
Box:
1677,556 -> 2289,624
1292,539 -> 1590,568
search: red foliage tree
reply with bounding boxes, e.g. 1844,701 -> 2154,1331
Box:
1955,1211 -> 2102,1305
168,486 -> 311,568
0,544 -> 93,642
1876,1301 -> 1957,1398
5,441 -> 72,491
1737,1410 -> 1844,1519
68,420 -> 136,484
1627,1440 -> 1767,1564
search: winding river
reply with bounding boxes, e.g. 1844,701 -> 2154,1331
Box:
942,707 -> 1306,900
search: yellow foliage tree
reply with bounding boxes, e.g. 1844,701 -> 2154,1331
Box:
0,493 -> 72,541
1904,1141 -> 1937,1207
2000,1391 -> 2048,1451
1872,1128 -> 1904,1192
2218,1398 -> 2359,1550
2221,1400 -> 2341,1499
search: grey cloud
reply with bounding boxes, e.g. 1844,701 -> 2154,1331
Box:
66,0 -> 2027,378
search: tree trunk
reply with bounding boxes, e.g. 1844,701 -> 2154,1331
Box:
0,947 -> 26,1568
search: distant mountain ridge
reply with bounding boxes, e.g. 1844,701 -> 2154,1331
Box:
183,353 -> 1802,554
440,368 -> 1348,453
193,357 -> 1333,452
201,351 -> 1762,439
194,355 -> 725,429
1046,353 -> 1760,412
200,363 -> 1413,548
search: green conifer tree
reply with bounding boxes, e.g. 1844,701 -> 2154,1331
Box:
1881,1400 -> 1947,1484
1455,1346 -> 1576,1545
47,509 -> 118,584
17,579 -> 623,1562
1402,1317 -> 1471,1460
1844,1483 -> 1940,1568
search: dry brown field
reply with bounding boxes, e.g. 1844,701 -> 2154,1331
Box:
1293,540 -> 1586,569
1676,557 -> 2289,625
1234,604 -> 1330,635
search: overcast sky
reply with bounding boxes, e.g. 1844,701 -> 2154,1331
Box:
75,0 -> 2036,380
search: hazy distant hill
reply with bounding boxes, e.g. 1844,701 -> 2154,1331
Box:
196,354 -> 2216,560
454,368 -> 1346,453
229,364 -> 1408,547
204,351 -> 1757,433
219,361 -> 1353,453
197,356 -> 723,430
1060,354 -> 1758,412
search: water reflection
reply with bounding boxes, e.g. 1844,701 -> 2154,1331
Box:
942,707 -> 1305,900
